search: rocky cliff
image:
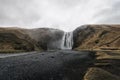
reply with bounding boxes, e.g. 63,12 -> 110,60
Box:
26,28 -> 64,50
73,25 -> 120,50
0,27 -> 64,52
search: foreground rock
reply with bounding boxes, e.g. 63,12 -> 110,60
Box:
0,50 -> 95,80
73,25 -> 120,50
83,51 -> 120,80
84,67 -> 119,80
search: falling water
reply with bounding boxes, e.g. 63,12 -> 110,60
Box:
61,32 -> 73,50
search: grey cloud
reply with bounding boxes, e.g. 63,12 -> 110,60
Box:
94,0 -> 120,24
50,0 -> 84,8
0,0 -> 120,31
0,0 -> 41,26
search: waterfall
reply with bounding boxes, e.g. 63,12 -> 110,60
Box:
61,32 -> 73,50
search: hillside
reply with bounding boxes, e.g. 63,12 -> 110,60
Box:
73,25 -> 120,50
0,27 -> 64,52
26,28 -> 64,50
0,28 -> 35,53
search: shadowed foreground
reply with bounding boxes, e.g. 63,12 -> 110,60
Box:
0,50 -> 95,80
83,50 -> 120,80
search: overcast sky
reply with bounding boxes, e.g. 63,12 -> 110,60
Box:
0,0 -> 120,31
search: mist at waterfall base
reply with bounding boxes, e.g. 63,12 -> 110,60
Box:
47,31 -> 74,50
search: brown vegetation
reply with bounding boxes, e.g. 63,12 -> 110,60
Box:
0,28 -> 35,52
73,25 -> 120,50
73,25 -> 120,80
83,51 -> 120,80
84,67 -> 119,80
0,27 -> 63,53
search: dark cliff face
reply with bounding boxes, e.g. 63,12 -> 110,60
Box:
73,25 -> 120,50
73,25 -> 93,49
26,28 -> 64,50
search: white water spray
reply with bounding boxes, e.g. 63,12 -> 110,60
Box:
61,32 -> 73,50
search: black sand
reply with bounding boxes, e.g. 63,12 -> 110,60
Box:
0,50 -> 95,80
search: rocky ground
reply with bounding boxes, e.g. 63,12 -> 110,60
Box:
0,50 -> 95,80
84,50 -> 120,80
0,50 -> 119,80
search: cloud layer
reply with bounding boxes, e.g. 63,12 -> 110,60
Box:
0,0 -> 120,31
